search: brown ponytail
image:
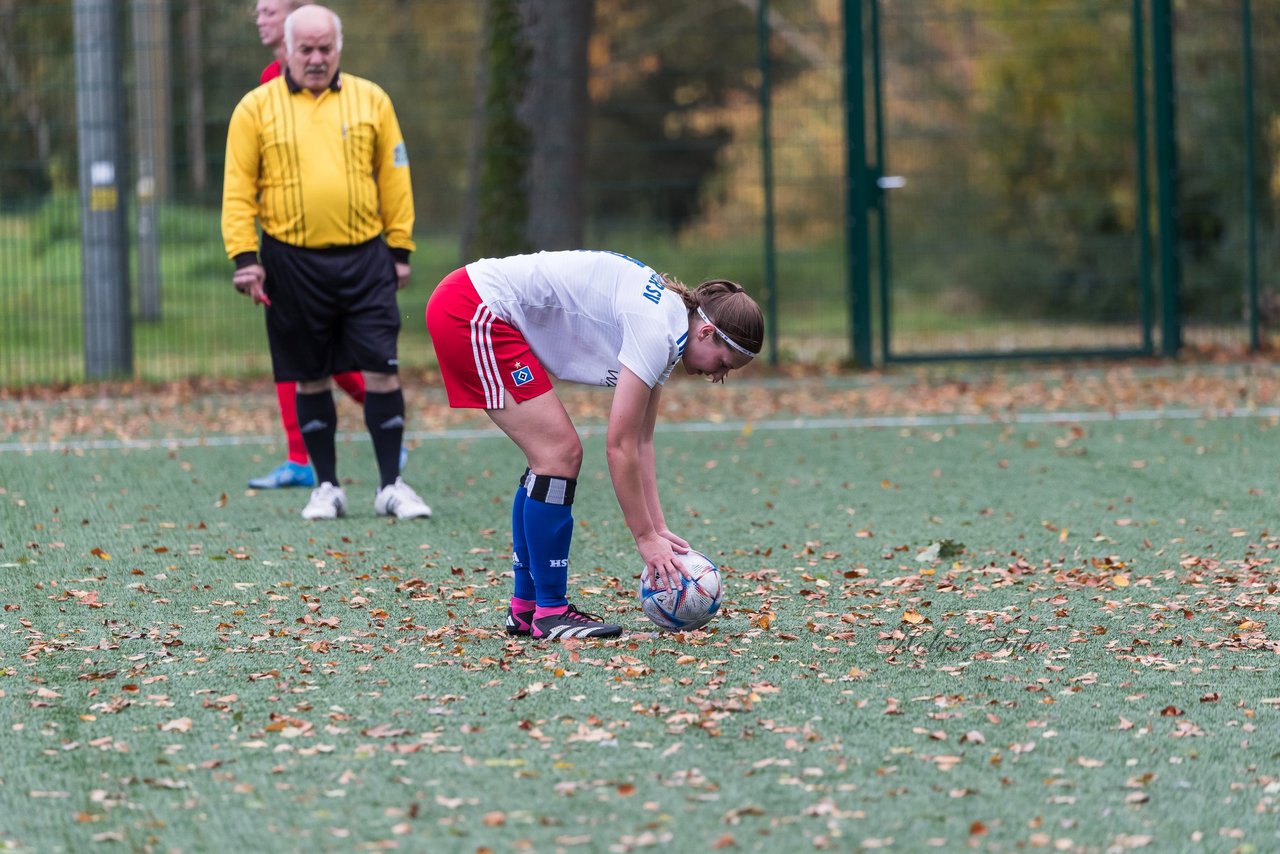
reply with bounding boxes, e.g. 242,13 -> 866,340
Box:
663,277 -> 764,357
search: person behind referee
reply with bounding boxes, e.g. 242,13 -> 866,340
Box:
221,4 -> 431,521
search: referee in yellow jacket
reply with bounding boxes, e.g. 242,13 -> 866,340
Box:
221,4 -> 431,522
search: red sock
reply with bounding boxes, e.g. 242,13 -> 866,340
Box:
335,370 -> 366,404
275,381 -> 308,465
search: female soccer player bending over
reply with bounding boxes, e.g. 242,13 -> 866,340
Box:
426,250 -> 763,640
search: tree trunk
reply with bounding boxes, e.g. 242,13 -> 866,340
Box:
459,3 -> 491,263
469,0 -> 532,259
519,0 -> 593,250
0,0 -> 53,196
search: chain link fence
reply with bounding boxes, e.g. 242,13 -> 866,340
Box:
1,0 -> 1277,386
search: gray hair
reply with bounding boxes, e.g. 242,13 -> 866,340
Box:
283,6 -> 342,55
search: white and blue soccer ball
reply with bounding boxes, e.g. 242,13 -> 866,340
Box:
639,550 -> 723,632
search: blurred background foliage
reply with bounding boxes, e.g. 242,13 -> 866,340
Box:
1,0 -> 1279,384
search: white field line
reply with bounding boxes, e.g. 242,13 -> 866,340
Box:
3,406 -> 1279,455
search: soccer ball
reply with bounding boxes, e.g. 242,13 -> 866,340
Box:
639,550 -> 723,632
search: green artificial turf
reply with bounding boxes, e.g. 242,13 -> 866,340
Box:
1,401 -> 1278,852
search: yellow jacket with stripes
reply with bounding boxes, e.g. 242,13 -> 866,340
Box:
221,70 -> 415,265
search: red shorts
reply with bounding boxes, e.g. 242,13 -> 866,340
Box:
425,267 -> 554,409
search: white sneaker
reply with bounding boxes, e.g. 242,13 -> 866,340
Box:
302,482 -> 347,520
374,477 -> 432,520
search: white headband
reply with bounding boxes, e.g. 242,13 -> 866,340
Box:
697,306 -> 758,357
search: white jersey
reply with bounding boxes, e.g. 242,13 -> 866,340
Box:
465,250 -> 689,388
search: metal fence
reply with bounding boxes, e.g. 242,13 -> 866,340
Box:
1,0 -> 1277,387
859,0 -> 1279,363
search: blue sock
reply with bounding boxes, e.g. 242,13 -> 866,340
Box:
510,469 -> 534,601
522,473 -> 576,609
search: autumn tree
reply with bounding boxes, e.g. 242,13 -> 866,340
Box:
0,0 -> 69,203
520,0 -> 593,250
468,0 -> 532,258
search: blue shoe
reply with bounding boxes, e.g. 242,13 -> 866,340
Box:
398,444 -> 409,474
248,460 -> 316,489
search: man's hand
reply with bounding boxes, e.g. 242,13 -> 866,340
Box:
232,264 -> 270,306
395,262 -> 411,290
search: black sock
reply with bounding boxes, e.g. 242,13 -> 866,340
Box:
363,388 -> 405,489
296,390 -> 338,486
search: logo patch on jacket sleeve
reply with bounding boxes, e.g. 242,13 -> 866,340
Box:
510,363 -> 535,387
393,142 -> 409,167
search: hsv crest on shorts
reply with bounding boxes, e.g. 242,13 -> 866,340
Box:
510,363 -> 535,386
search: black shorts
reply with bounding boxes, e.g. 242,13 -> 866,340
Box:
260,233 -> 402,382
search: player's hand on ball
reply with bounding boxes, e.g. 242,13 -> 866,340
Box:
657,528 -> 690,553
638,533 -> 688,590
